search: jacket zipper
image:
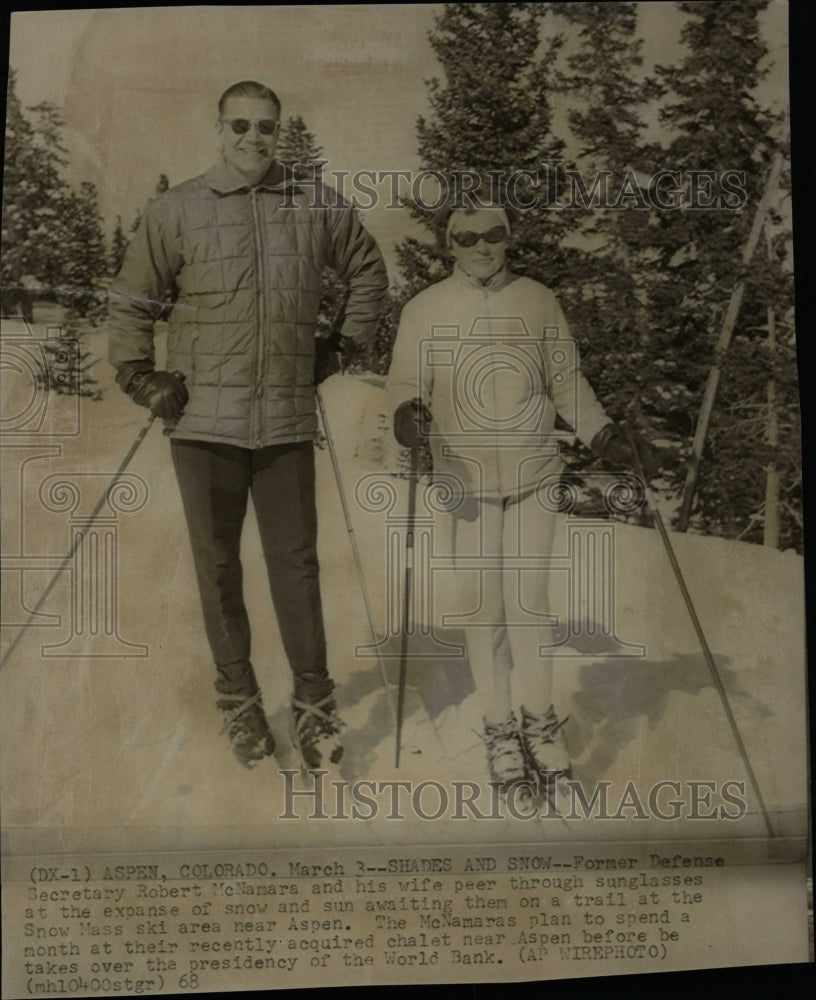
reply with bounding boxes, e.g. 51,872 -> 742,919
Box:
250,188 -> 267,447
483,285 -> 503,496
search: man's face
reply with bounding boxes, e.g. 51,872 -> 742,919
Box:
448,210 -> 508,281
217,96 -> 280,185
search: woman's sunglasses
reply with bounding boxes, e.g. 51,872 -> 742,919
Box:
450,226 -> 508,248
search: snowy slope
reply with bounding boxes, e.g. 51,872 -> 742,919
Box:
0,321 -> 808,851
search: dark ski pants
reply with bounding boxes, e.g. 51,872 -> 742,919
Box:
170,438 -> 332,703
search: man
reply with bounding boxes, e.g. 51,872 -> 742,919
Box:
109,81 -> 388,770
387,201 -> 655,801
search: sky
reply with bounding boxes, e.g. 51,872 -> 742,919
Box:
6,3 -> 791,274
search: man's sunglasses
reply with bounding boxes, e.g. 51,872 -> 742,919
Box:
450,226 -> 508,248
220,118 -> 279,136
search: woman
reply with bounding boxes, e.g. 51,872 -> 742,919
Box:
387,201 -> 655,801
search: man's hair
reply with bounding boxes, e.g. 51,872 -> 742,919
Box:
218,81 -> 281,117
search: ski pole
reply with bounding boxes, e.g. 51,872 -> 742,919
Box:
395,447 -> 419,768
315,387 -> 397,728
0,411 -> 158,671
622,424 -> 776,837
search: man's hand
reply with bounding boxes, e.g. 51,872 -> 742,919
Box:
314,331 -> 361,385
127,370 -> 189,421
591,422 -> 659,481
394,398 -> 432,449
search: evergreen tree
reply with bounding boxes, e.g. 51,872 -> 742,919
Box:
1,71 -> 69,310
549,2 -> 667,506
276,115 -> 324,180
551,2 -> 658,378
652,0 -> 780,354
109,215 -> 129,276
3,69 -> 118,398
650,0 -> 797,547
395,2 -> 571,299
59,181 -> 108,320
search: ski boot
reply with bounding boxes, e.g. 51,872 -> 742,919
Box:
519,704 -> 571,808
290,693 -> 346,772
480,713 -> 536,814
216,691 -> 276,769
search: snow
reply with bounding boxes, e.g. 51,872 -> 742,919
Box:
0,316 -> 808,851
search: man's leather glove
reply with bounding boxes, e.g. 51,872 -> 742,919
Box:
314,331 -> 361,385
121,366 -> 189,422
591,422 -> 659,481
394,398 -> 432,449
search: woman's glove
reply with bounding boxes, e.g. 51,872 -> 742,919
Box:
394,398 -> 432,449
591,422 -> 659,481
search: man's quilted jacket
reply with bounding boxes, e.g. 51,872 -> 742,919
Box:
108,160 -> 388,448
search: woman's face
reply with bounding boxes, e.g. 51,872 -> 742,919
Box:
448,210 -> 508,281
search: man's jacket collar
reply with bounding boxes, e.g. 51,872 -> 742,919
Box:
203,160 -> 305,195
